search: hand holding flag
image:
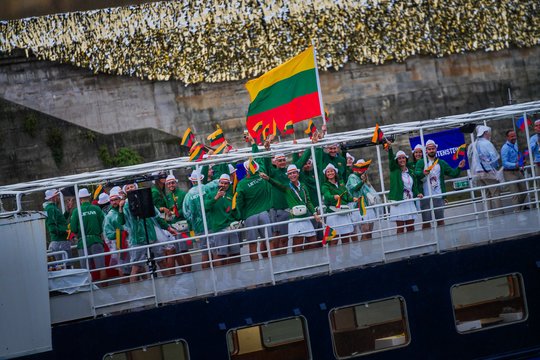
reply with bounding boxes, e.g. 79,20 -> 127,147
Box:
452,143 -> 467,161
322,225 -> 337,245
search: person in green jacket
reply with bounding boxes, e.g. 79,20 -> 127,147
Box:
102,187 -> 127,278
261,164 -> 321,252
44,188 -> 71,262
123,183 -> 179,282
164,174 -> 191,272
386,145 -> 424,234
414,139 -> 465,228
204,173 -> 241,266
323,143 -> 347,178
321,164 -> 358,244
151,171 -> 170,220
235,159 -> 273,261
70,188 -> 107,282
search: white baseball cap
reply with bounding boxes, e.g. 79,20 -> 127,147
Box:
476,125 -> 491,137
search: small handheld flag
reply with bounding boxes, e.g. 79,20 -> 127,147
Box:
181,128 -> 195,148
213,141 -> 228,155
335,195 -> 342,209
93,184 -> 103,200
231,192 -> 238,210
518,150 -> 529,168
516,116 -> 532,132
305,120 -> 317,137
283,121 -> 294,135
371,124 -> 385,144
207,126 -> 225,147
453,144 -> 467,161
322,225 -> 337,245
359,196 -> 366,216
247,157 -> 258,174
189,143 -> 206,161
252,121 -> 263,134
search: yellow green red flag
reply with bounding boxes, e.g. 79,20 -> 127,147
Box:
245,46 -> 322,138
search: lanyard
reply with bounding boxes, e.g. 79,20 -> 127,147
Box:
289,182 -> 306,204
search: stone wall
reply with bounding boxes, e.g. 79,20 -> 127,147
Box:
1,46 -> 539,150
0,97 -> 181,185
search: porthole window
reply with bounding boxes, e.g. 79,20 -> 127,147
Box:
329,296 -> 410,358
227,316 -> 311,360
103,339 -> 189,360
451,273 -> 527,333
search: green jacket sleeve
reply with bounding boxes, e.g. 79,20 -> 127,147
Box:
267,176 -> 287,192
388,148 -> 398,171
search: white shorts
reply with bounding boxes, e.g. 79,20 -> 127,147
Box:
326,213 -> 354,235
288,219 -> 316,239
390,201 -> 417,221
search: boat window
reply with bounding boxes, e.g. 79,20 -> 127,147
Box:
329,296 -> 410,358
103,339 -> 189,360
227,316 -> 311,360
451,273 -> 527,333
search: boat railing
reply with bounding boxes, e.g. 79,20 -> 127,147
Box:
2,100 -> 540,322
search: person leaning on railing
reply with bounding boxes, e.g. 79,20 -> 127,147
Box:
385,143 -> 423,234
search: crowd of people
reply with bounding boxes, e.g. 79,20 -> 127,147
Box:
43,120 -> 540,282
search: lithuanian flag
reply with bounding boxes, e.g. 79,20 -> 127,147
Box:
304,119 -> 317,137
189,143 -> 206,161
283,121 -> 294,135
322,225 -> 337,245
245,46 -> 322,138
452,143 -> 467,160
208,127 -> 225,147
181,128 -> 195,148
213,141 -> 228,155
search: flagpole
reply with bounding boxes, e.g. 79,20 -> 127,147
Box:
312,41 -> 327,128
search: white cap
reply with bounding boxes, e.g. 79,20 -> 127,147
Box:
165,175 -> 177,183
219,173 -> 231,182
44,189 -> 59,200
413,144 -> 424,151
325,143 -> 339,148
476,125 -> 491,137
188,170 -> 204,182
356,158 -> 366,164
425,139 -> 438,148
323,163 -> 338,174
346,152 -> 355,161
243,160 -> 259,172
78,188 -> 91,198
98,193 -> 110,205
394,150 -> 409,159
109,188 -> 121,199
274,153 -> 286,159
228,164 -> 237,174
286,164 -> 299,174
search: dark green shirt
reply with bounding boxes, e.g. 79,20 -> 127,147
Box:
70,202 -> 105,249
165,187 -> 187,222
268,178 -> 316,219
44,202 -> 69,242
204,188 -> 238,231
235,174 -> 272,220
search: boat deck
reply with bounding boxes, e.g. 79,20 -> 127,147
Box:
48,200 -> 540,323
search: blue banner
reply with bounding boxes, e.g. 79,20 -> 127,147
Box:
409,128 -> 469,170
